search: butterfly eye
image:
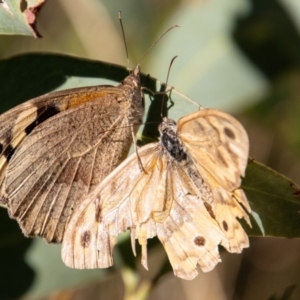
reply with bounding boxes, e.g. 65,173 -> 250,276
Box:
224,127 -> 235,139
132,78 -> 140,87
194,236 -> 206,247
160,118 -> 176,131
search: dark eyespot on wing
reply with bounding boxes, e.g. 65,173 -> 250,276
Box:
194,236 -> 206,246
81,231 -> 91,248
224,127 -> 235,139
25,105 -> 61,135
222,220 -> 228,231
3,144 -> 15,161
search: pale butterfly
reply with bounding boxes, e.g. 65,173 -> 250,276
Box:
61,108 -> 251,280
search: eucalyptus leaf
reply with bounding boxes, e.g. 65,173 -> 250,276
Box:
0,0 -> 43,37
243,160 -> 300,238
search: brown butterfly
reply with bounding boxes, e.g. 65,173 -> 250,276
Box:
61,108 -> 251,280
0,65 -> 144,243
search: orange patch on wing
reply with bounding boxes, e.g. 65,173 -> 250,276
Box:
67,89 -> 121,109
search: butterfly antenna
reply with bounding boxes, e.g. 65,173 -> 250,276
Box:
137,25 -> 180,65
118,11 -> 130,70
161,55 -> 178,119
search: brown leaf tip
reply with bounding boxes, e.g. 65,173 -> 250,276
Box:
222,220 -> 228,231
224,127 -> 235,139
194,236 -> 206,247
80,231 -> 91,248
23,0 -> 45,38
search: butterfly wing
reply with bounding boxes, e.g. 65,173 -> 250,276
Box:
61,143 -> 163,269
155,161 -> 226,280
0,86 -> 123,201
62,142 -> 229,280
177,109 -> 251,252
178,109 -> 249,191
211,187 -> 250,252
2,86 -> 143,243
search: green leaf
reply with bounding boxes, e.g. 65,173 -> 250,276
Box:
243,160 -> 300,238
0,0 -> 44,37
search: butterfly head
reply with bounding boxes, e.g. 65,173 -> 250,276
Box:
159,117 -> 177,131
121,64 -> 141,88
119,64 -> 141,91
132,64 -> 140,77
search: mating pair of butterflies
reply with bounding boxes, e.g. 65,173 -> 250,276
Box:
0,64 -> 251,280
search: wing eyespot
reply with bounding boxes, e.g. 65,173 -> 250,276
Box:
224,127 -> 235,139
194,236 -> 206,247
80,230 -> 91,248
222,220 -> 228,231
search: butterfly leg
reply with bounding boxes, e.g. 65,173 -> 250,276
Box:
130,125 -> 147,174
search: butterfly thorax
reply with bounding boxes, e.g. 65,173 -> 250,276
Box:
159,118 -> 187,162
159,117 -> 215,216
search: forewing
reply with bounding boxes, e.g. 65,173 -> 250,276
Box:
178,109 -> 249,191
178,109 -> 251,253
0,86 -> 122,202
3,97 -> 134,243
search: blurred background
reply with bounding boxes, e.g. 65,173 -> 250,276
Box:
0,0 -> 300,299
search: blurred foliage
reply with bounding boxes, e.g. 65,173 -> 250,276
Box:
233,0 -> 300,80
0,0 -> 300,300
233,0 -> 300,183
268,285 -> 297,300
0,209 -> 34,299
